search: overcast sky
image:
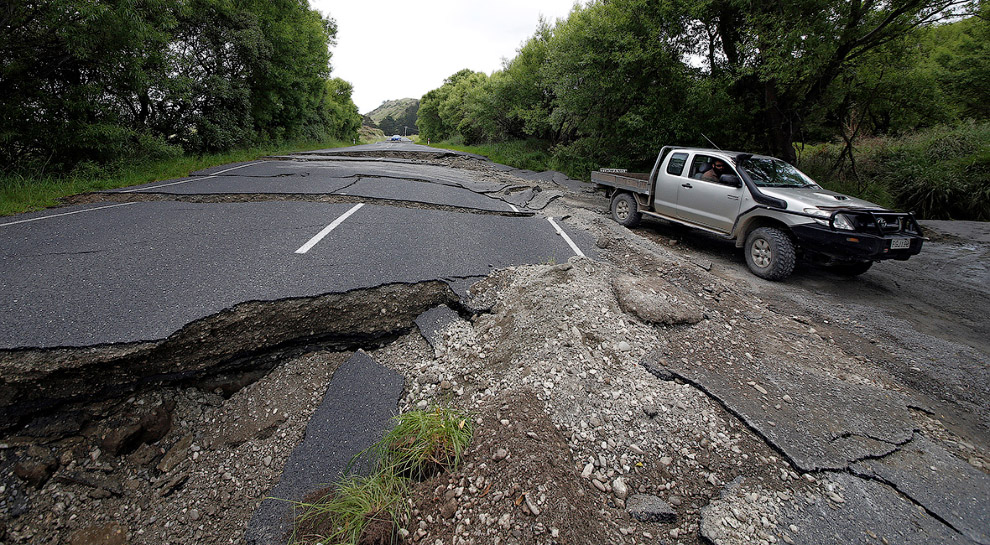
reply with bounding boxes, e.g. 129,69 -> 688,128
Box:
310,1 -> 584,114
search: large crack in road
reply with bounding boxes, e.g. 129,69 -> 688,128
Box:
0,281 -> 455,434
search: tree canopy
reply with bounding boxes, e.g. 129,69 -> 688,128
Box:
0,0 -> 360,173
418,0 -> 980,170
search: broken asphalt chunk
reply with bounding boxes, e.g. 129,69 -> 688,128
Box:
244,350 -> 404,545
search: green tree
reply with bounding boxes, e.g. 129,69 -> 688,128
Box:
687,0 -> 971,162
0,0 -> 356,173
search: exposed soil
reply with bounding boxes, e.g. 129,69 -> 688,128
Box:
1,154 -> 986,544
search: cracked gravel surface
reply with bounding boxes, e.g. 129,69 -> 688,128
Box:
1,147 -> 987,544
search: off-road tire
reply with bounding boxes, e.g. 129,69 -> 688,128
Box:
744,227 -> 796,280
830,260 -> 873,276
611,193 -> 642,227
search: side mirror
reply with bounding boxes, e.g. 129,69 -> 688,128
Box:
720,174 -> 742,187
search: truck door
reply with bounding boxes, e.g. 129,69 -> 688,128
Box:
674,154 -> 744,233
650,151 -> 687,217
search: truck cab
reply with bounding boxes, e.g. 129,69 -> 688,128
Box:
593,147 -> 925,280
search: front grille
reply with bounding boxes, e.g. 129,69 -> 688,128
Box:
848,212 -> 919,235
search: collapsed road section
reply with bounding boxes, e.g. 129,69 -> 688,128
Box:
0,147 -> 594,425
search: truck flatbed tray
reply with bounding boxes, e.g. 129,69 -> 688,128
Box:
591,171 -> 650,194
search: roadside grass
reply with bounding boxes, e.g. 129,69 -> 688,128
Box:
0,138 -> 355,217
425,139 -> 555,173
287,406 -> 473,545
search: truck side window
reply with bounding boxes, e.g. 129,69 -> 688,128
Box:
690,155 -> 715,179
666,153 -> 688,176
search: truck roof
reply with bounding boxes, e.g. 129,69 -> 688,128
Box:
665,146 -> 757,160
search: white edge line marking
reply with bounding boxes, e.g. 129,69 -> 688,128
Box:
121,161 -> 262,193
547,217 -> 586,258
295,203 -> 365,254
0,202 -> 139,227
508,204 -> 520,213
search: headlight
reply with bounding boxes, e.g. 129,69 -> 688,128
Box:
832,213 -> 855,230
804,208 -> 855,230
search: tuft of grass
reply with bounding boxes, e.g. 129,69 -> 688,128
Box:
287,406 -> 473,545
289,472 -> 406,545
376,406 -> 473,481
0,138 -> 355,217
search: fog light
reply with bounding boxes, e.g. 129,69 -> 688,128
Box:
846,237 -> 859,243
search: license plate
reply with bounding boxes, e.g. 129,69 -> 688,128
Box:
890,238 -> 911,250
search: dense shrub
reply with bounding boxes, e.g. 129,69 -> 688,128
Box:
798,122 -> 990,220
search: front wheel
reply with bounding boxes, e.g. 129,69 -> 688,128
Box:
610,193 -> 642,227
744,227 -> 796,280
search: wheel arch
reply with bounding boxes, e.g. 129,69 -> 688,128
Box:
734,215 -> 792,248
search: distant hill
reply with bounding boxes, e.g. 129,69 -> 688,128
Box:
365,98 -> 419,136
365,98 -> 418,124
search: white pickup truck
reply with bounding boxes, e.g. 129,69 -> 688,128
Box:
593,146 -> 925,280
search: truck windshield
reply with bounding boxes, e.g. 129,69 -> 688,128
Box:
740,158 -> 818,188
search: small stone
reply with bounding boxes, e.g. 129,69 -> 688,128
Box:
524,494 -> 541,516
616,341 -> 631,352
748,381 -> 768,395
828,491 -> 845,503
189,509 -> 201,522
101,424 -> 143,456
127,444 -> 158,467
440,500 -> 457,520
262,456 -> 272,467
782,395 -> 793,403
439,380 -> 452,391
612,477 -> 629,500
13,459 -> 57,489
581,463 -> 594,479
492,448 -> 509,462
156,435 -> 193,473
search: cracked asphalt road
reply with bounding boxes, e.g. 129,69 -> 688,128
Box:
1,143 -> 986,544
0,152 -> 591,349
625,212 -> 989,544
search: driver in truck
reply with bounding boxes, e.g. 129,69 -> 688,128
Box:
702,159 -> 730,182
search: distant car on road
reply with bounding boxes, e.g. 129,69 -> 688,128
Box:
389,135 -> 401,141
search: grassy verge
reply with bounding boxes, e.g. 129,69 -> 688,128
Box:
425,139 -> 555,174
288,406 -> 472,545
0,138 -> 357,217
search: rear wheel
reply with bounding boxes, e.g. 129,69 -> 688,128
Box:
830,260 -> 873,276
611,193 -> 642,227
744,227 -> 796,280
